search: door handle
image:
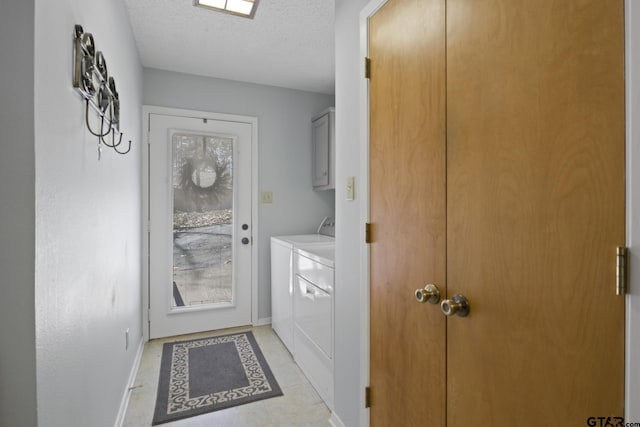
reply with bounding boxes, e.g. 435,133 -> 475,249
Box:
415,284 -> 440,304
241,237 -> 250,245
441,294 -> 470,317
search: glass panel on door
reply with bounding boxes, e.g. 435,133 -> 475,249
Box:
171,132 -> 235,308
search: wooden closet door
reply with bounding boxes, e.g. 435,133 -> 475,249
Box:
369,0 -> 447,425
446,1 -> 625,425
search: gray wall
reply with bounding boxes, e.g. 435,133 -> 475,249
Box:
33,0 -> 144,425
143,68 -> 335,321
334,0 -> 370,426
0,1 -> 38,426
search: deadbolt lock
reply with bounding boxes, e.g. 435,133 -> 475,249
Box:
415,284 -> 441,304
441,294 -> 470,317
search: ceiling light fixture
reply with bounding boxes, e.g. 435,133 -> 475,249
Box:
194,0 -> 259,19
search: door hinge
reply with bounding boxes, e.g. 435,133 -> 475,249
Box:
616,246 -> 628,296
365,223 -> 372,244
365,386 -> 372,408
365,57 -> 371,79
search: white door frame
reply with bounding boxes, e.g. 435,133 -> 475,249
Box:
625,0 -> 640,421
142,105 -> 259,342
358,1 -> 638,425
358,2 -> 387,426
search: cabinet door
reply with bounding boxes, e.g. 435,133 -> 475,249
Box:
369,0 -> 447,425
446,0 -> 625,424
312,113 -> 330,187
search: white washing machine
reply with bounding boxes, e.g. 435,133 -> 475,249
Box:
270,219 -> 334,355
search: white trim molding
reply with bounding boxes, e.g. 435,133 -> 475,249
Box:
625,0 -> 639,421
114,337 -> 145,427
329,411 -> 347,427
359,1 -> 389,426
141,105 -> 259,342
255,316 -> 272,327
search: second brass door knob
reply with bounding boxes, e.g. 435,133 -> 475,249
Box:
441,294 -> 470,317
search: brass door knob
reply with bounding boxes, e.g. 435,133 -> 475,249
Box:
415,284 -> 440,304
441,294 -> 470,317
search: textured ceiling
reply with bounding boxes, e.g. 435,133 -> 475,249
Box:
123,0 -> 335,94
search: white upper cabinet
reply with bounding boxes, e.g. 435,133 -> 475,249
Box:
312,108 -> 335,190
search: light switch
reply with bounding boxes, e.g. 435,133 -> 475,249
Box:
260,191 -> 273,204
346,176 -> 355,201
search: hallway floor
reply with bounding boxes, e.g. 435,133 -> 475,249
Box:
124,325 -> 330,426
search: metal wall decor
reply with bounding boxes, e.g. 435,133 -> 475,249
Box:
73,24 -> 131,158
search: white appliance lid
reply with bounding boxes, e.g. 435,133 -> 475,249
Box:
272,234 -> 335,245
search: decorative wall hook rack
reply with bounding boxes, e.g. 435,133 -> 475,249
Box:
73,24 -> 131,159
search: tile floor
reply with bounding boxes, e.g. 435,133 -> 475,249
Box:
123,325 -> 331,427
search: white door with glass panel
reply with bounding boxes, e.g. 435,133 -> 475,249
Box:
149,113 -> 252,339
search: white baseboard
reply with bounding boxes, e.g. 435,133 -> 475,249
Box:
114,337 -> 145,427
329,412 -> 347,427
255,316 -> 272,326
